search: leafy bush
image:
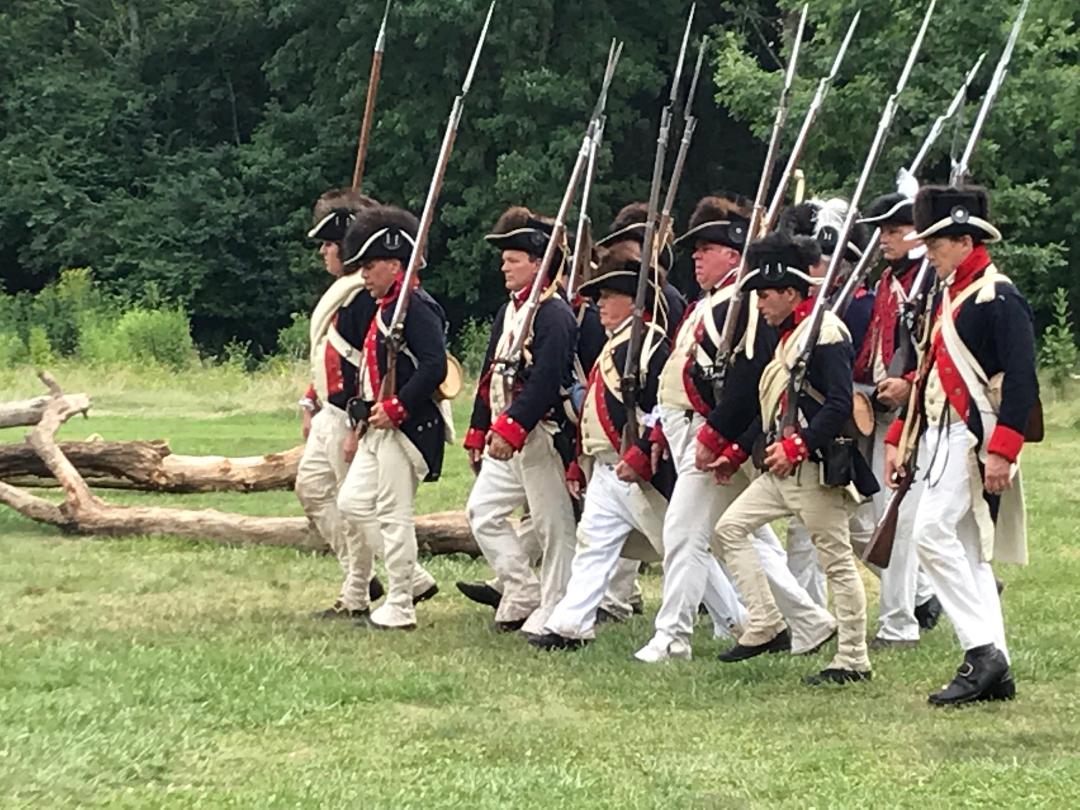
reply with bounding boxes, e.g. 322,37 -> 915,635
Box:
0,332 -> 25,367
453,317 -> 491,378
275,312 -> 310,361
27,326 -> 54,367
113,308 -> 195,370
221,339 -> 254,372
1039,287 -> 1079,393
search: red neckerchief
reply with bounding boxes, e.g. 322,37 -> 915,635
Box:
946,244 -> 991,296
780,297 -> 815,342
363,271 -> 418,394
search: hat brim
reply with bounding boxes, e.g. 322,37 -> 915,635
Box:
308,211 -> 348,242
579,269 -> 664,313
674,219 -> 748,251
739,266 -> 820,295
485,227 -> 551,257
342,227 -> 420,266
857,199 -> 914,227
596,223 -> 674,270
906,215 -> 1002,243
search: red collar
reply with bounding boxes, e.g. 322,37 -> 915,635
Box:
512,284 -> 532,308
378,271 -> 418,309
947,245 -> 991,295
780,297 -> 815,340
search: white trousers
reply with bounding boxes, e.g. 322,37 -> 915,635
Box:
651,408 -> 835,654
295,406 -> 369,608
544,461 -> 667,640
466,429 -> 577,635
913,422 -> 1009,660
337,428 -> 427,626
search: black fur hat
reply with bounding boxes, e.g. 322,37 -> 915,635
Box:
308,189 -> 377,242
910,185 -> 1001,243
341,204 -> 419,266
675,192 -> 752,250
740,231 -> 821,297
595,202 -> 674,271
485,206 -> 554,256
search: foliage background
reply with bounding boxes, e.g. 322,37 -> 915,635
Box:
1,0 -> 1076,353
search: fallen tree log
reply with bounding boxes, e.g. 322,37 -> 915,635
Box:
0,439 -> 303,492
0,394 -> 54,429
0,373 -> 480,557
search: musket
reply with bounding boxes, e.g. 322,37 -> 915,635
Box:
951,0 -> 1030,185
763,10 -> 860,226
656,34 -> 710,254
566,39 -> 620,300
705,4 -> 808,391
831,50 -> 986,317
352,0 -> 392,191
380,0 -> 495,399
780,0 -> 937,437
620,4 -> 696,452
495,42 -> 624,400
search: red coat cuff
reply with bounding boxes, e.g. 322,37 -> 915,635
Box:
781,434 -> 809,464
902,370 -> 917,383
884,419 -> 905,447
987,424 -> 1024,464
567,460 -> 586,485
380,396 -> 409,428
648,421 -> 668,451
304,384 -> 317,401
621,445 -> 654,482
491,413 -> 529,452
697,423 -> 728,458
721,442 -> 749,469
463,427 -> 487,451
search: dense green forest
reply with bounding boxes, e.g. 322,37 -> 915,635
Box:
1,0 -> 1077,354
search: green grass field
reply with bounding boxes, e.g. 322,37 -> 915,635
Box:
2,365 -> 1080,808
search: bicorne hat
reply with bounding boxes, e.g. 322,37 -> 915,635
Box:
674,192 -> 752,252
595,202 -> 675,271
341,205 -> 420,266
485,206 -> 565,276
578,256 -> 664,315
739,231 -> 822,298
908,185 -> 1001,243
858,192 -> 914,227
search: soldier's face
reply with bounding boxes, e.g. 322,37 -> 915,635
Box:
693,241 -> 739,289
361,258 -> 401,299
756,287 -> 800,326
925,235 -> 974,278
880,224 -> 917,261
320,242 -> 344,277
501,250 -> 541,292
597,289 -> 634,329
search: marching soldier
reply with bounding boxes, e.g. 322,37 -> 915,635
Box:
635,194 -> 838,663
854,191 -> 942,647
529,256 -> 671,650
297,189 -> 437,617
884,185 -> 1037,704
710,230 -> 878,686
464,207 -> 579,636
335,204 -> 449,630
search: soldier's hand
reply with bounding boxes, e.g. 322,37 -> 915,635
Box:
883,443 -> 901,490
764,442 -> 794,478
368,402 -> 394,431
614,459 -> 640,483
467,446 -> 484,475
707,455 -> 735,485
650,443 -> 665,475
487,433 -> 515,461
302,409 -> 313,441
343,430 -> 359,464
984,452 -> 1013,495
566,478 -> 582,501
695,441 -> 719,472
876,377 -> 912,409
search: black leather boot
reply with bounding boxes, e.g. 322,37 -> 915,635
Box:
717,628 -> 791,662
928,644 -> 1010,706
456,580 -> 502,609
914,595 -> 942,631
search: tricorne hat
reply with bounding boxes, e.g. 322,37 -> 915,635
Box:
595,202 -> 675,271
579,253 -> 665,315
485,206 -> 565,276
907,185 -> 1001,243
674,192 -> 752,252
739,232 -> 822,298
308,189 -> 377,242
858,192 -> 914,227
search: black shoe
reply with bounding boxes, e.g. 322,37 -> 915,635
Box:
976,669 -> 1017,702
595,607 -> 623,625
456,580 -> 502,609
717,628 -> 791,662
629,597 -> 645,616
914,595 -> 942,631
494,618 -> 526,633
928,644 -> 1010,707
528,632 -> 589,652
413,584 -> 439,604
311,601 -> 369,620
369,576 -> 385,603
996,578 -> 1006,595
802,668 -> 872,686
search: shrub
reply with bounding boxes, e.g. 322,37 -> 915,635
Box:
221,338 -> 254,372
1039,287 -> 1079,393
113,307 -> 195,370
27,326 -> 54,367
275,312 -> 310,361
0,332 -> 25,367
453,317 -> 491,378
